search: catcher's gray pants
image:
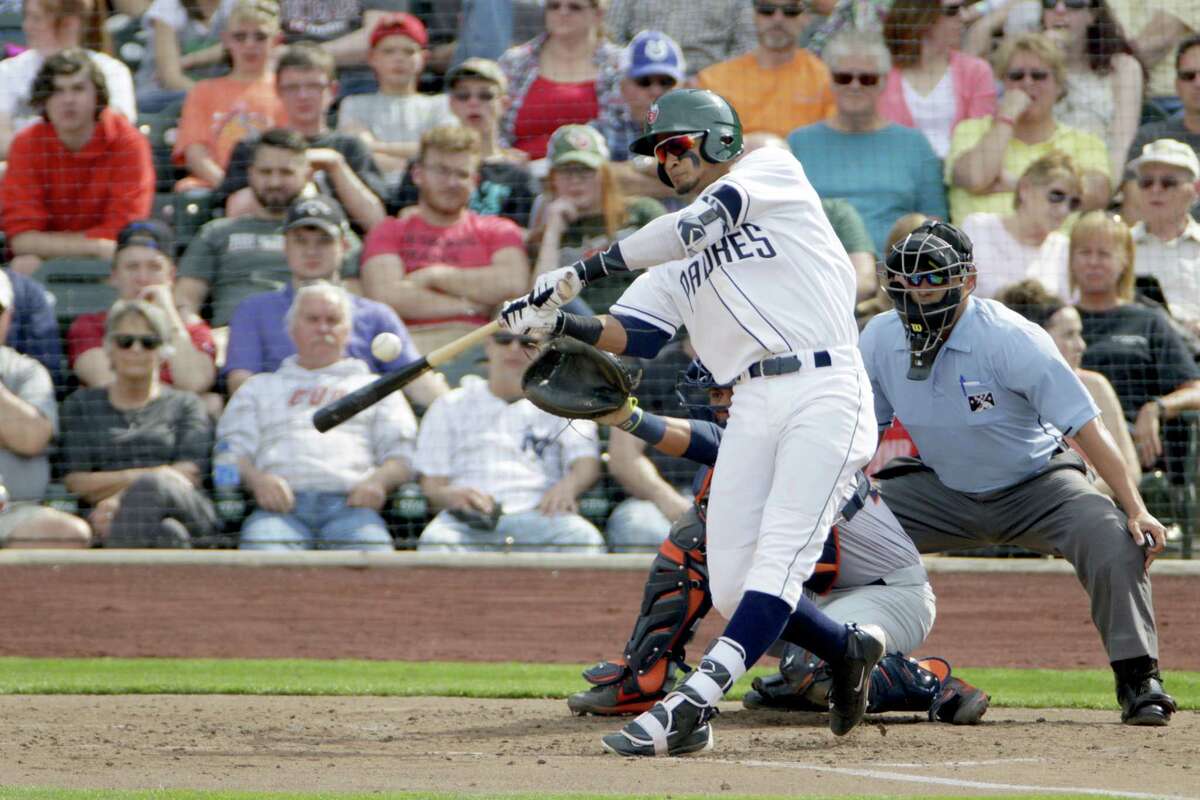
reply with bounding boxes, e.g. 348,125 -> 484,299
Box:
875,451 -> 1158,662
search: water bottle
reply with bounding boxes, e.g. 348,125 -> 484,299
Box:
212,441 -> 245,521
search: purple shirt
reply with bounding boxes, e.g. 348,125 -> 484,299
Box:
224,285 -> 420,376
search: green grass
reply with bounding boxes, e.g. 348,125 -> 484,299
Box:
0,657 -> 1194,710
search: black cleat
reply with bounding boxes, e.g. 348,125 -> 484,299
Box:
1118,676 -> 1177,727
828,623 -> 886,736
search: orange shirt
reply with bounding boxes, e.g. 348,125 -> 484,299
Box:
696,50 -> 835,138
172,74 -> 287,186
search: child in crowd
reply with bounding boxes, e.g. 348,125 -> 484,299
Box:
336,13 -> 456,183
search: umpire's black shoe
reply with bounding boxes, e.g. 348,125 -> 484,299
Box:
828,623 -> 886,736
601,693 -> 715,757
1118,676 -> 1177,726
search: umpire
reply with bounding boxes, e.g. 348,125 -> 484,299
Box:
860,220 -> 1177,726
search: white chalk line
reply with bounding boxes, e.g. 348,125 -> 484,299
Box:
710,758 -> 1198,800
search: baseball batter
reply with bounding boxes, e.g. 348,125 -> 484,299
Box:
568,360 -> 988,726
500,89 -> 883,756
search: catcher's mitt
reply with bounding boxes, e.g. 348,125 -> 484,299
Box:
522,338 -> 641,419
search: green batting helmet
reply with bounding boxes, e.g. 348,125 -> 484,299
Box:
629,88 -> 744,165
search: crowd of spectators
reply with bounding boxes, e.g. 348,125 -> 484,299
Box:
0,0 -> 1199,554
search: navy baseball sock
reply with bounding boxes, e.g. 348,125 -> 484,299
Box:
778,594 -> 849,665
721,590 -> 793,667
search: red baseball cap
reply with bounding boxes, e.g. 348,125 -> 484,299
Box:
370,13 -> 428,49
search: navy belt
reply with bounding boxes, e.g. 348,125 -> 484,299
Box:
745,351 -> 832,379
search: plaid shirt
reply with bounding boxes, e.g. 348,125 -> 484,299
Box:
605,0 -> 757,74
497,34 -> 631,153
806,0 -> 893,55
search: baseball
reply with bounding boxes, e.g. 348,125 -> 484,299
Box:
371,332 -> 403,362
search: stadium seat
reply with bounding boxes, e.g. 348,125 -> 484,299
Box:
152,190 -> 216,253
32,258 -> 116,326
107,13 -> 148,75
0,11 -> 23,49
1138,411 -> 1199,559
138,102 -> 185,193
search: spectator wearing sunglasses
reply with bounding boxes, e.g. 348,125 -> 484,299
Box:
497,0 -> 628,160
68,220 -> 217,394
788,30 -> 948,254
387,58 -> 537,227
61,299 -> 219,548
414,328 -> 605,553
603,30 -> 687,162
1104,0 -> 1200,119
960,152 -> 1078,299
335,14 -> 456,185
1040,0 -> 1143,186
172,0 -> 288,190
605,0 -> 757,75
695,1 -> 836,139
218,282 -> 416,551
879,0 -> 996,160
1127,140 -> 1200,335
946,32 -> 1110,224
1124,38 -> 1200,219
1068,211 -> 1200,481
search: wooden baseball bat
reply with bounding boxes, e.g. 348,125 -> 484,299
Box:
313,320 -> 501,432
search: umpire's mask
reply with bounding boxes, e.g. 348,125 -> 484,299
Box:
881,221 -> 976,380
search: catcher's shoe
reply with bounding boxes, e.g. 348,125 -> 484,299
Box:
601,694 -> 715,757
568,682 -> 667,716
1118,676 -> 1177,726
828,623 -> 886,736
930,676 -> 990,724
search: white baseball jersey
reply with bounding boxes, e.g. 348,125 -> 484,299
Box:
611,147 -> 859,385
414,376 -> 601,514
217,356 -> 417,493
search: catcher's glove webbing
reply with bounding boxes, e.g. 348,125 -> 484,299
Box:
522,338 -> 642,420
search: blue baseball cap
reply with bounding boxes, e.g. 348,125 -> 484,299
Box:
622,30 -> 686,82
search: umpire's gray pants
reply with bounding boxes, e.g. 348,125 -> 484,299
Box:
875,452 -> 1158,662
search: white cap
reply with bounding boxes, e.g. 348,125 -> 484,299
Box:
1130,138 -> 1200,180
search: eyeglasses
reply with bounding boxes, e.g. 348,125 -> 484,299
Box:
942,3 -> 963,16
903,271 -> 949,287
633,75 -> 677,89
1138,175 -> 1185,191
493,333 -> 540,347
1046,188 -> 1083,210
279,81 -> 330,95
546,0 -> 589,12
1178,70 -> 1200,82
831,71 -> 881,86
230,30 -> 271,43
1041,0 -> 1091,9
1005,69 -> 1051,82
110,333 -> 164,350
754,2 -> 806,17
653,132 -> 703,163
451,89 -> 497,102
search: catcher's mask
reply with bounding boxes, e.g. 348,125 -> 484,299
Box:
675,358 -> 732,425
881,221 -> 976,380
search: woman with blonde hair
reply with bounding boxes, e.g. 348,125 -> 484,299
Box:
946,32 -> 1110,223
998,277 -> 1139,494
0,0 -> 136,159
1069,211 -> 1200,472
528,124 -> 664,313
962,150 -> 1079,299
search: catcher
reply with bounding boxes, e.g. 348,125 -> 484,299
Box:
522,342 -> 989,725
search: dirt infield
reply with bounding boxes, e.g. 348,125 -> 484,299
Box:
2,562 -> 1198,797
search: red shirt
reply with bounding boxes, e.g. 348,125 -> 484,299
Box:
67,310 -> 217,386
2,108 -> 154,241
511,76 -> 599,159
362,211 -> 524,328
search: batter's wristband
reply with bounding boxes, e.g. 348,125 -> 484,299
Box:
555,312 -> 604,344
574,242 -> 628,285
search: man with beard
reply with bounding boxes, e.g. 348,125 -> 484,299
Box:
695,1 -> 835,138
222,195 -> 445,408
361,125 -> 529,359
175,129 -> 364,331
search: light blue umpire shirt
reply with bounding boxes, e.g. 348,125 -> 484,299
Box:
858,297 -> 1101,494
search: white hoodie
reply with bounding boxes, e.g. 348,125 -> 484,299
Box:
217,356 -> 416,493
